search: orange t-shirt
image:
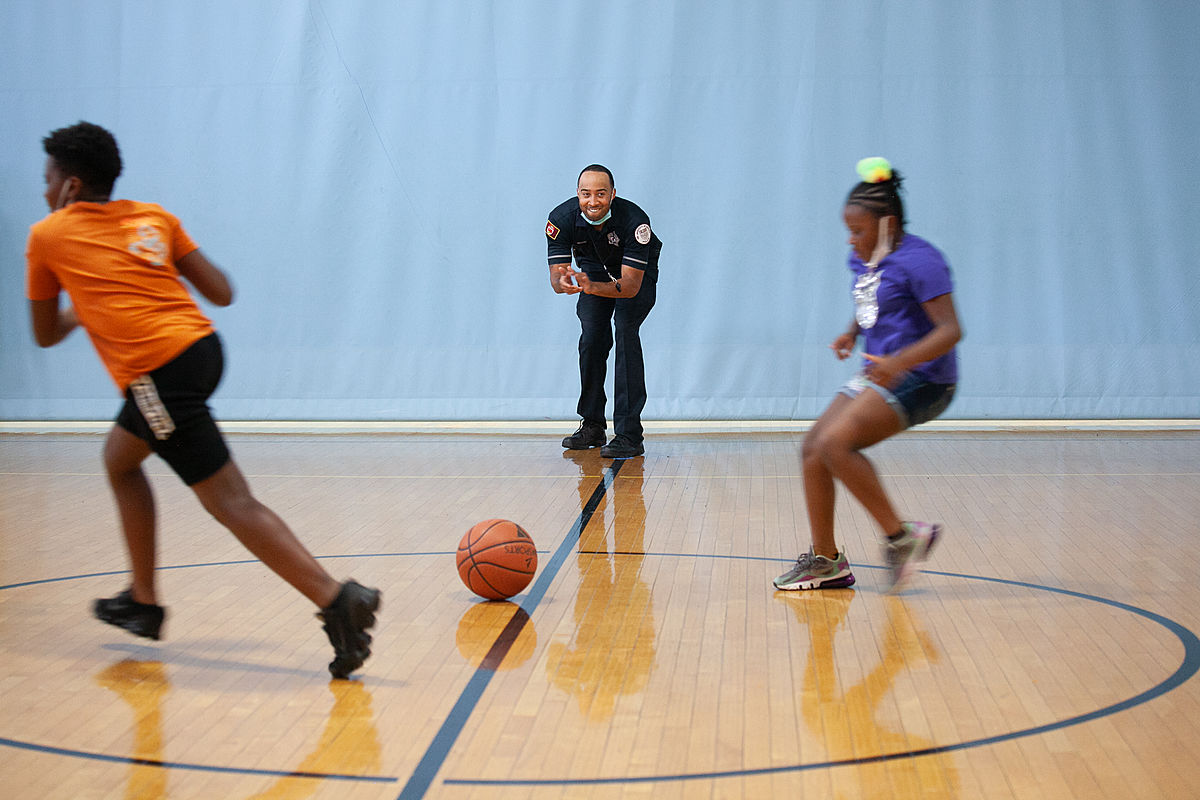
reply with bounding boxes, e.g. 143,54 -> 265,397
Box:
26,200 -> 215,392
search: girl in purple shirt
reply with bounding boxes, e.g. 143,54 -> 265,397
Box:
775,157 -> 963,592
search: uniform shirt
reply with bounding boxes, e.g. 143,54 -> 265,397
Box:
546,196 -> 662,282
849,232 -> 958,383
26,200 -> 215,392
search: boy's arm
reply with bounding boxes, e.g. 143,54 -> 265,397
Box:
176,249 -> 234,306
29,297 -> 78,347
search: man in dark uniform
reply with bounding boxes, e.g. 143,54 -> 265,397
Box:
546,164 -> 661,458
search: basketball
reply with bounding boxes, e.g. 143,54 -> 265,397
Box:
457,519 -> 538,600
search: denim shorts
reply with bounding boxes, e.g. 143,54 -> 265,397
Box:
838,371 -> 956,429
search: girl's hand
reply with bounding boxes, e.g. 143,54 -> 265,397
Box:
863,352 -> 905,388
829,332 -> 856,360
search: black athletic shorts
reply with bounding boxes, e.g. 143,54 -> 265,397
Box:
116,332 -> 231,485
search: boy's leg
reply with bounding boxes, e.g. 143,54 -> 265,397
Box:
190,459 -> 381,678
103,425 -> 158,604
103,334 -> 378,673
189,459 -> 340,608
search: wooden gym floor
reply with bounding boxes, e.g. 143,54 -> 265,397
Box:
2,429 -> 1199,799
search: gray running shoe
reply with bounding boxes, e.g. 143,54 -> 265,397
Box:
773,548 -> 856,590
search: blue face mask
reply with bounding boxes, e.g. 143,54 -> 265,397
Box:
581,209 -> 612,226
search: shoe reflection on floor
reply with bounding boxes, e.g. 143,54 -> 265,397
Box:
546,452 -> 656,721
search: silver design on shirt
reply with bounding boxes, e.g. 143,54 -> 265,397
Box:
853,217 -> 893,331
854,268 -> 884,329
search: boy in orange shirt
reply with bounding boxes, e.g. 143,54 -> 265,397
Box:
26,121 -> 381,679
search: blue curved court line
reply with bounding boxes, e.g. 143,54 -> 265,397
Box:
0,549 -> 561,785
0,562 -> 407,783
0,551 -> 539,592
4,523 -> 1198,793
395,459 -> 625,800
443,566 -> 1200,788
0,736 -> 395,783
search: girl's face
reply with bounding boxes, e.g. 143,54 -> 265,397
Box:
843,203 -> 885,262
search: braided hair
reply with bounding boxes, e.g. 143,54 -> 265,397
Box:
846,159 -> 905,230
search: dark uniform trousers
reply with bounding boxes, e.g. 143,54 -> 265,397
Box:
575,271 -> 657,443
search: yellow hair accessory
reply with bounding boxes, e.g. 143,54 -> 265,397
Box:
856,156 -> 892,184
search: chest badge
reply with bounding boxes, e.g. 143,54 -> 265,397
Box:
607,231 -> 620,246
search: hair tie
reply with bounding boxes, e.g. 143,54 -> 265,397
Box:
856,156 -> 892,184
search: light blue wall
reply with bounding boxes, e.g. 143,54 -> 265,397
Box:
2,1 -> 1197,420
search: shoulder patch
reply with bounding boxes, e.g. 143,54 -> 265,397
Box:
546,220 -> 560,240
635,223 -> 652,245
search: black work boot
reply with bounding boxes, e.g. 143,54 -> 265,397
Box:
600,435 -> 645,459
561,421 -> 606,450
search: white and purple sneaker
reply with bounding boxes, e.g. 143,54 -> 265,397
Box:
886,521 -> 941,590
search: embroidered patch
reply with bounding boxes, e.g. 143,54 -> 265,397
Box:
607,231 -> 620,246
545,220 -> 559,240
635,223 -> 652,245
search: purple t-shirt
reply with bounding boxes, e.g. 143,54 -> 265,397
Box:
849,233 -> 958,383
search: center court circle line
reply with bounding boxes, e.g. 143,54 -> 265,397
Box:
2,536 -> 1196,791
441,560 -> 1200,788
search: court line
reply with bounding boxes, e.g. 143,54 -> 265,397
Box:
442,568 -> 1200,788
5,471 -> 1200,480
4,541 -> 1196,790
0,737 -> 394,783
0,547 -> 566,784
0,552 -> 540,592
394,459 -> 624,800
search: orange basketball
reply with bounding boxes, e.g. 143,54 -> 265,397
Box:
457,519 -> 538,600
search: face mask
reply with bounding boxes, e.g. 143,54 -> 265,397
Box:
55,179 -> 74,211
581,209 -> 612,226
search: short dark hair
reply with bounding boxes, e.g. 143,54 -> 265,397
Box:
42,121 -> 123,196
578,163 -> 614,189
846,169 -> 906,230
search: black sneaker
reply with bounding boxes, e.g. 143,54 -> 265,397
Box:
319,580 -> 381,679
94,589 -> 165,640
600,435 -> 644,459
561,421 -> 606,450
